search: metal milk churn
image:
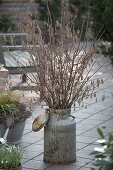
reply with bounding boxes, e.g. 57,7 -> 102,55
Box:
44,108 -> 76,164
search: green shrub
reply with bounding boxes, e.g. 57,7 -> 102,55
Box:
35,0 -> 61,26
0,14 -> 15,32
0,95 -> 22,118
90,128 -> 113,170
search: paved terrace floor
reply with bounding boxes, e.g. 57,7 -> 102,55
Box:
10,55 -> 113,170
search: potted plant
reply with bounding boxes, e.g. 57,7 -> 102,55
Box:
90,128 -> 113,170
0,90 -> 31,144
0,145 -> 23,170
12,7 -> 109,164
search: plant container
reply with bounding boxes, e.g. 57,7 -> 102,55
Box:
44,108 -> 76,164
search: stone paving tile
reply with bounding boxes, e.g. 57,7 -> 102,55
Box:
79,167 -> 91,170
79,118 -> 107,126
76,136 -> 97,144
76,150 -> 94,160
81,144 -> 99,151
72,157 -> 92,167
88,114 -> 113,120
77,126 -> 104,137
76,128 -> 88,135
85,160 -> 95,168
26,131 -> 44,138
76,142 -> 89,151
33,153 -> 44,161
25,144 -> 44,153
72,112 -> 92,119
22,168 -> 34,170
77,123 -> 97,131
22,160 -> 51,170
19,141 -> 32,149
76,117 -> 84,123
36,139 -> 44,145
23,151 -> 42,160
23,129 -> 32,135
44,165 -> 81,170
78,129 -> 99,138
22,133 -> 43,144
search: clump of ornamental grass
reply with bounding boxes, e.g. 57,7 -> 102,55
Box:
0,91 -> 31,123
3,7 -> 113,110
0,145 -> 23,169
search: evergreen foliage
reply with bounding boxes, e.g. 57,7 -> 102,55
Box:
90,0 -> 113,63
35,0 -> 61,26
69,0 -> 113,63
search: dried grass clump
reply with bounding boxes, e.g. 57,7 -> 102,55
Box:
11,9 -> 108,109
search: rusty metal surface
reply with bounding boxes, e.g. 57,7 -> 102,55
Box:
44,108 -> 76,164
32,111 -> 49,132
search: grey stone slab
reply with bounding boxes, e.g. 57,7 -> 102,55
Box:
76,129 -> 88,136
79,118 -> 106,126
23,151 -> 41,160
76,136 -> 97,144
97,126 -> 113,135
23,160 -> 51,170
35,139 -> 44,145
76,118 -> 84,124
23,129 -> 32,135
81,144 -> 99,151
77,123 -> 96,130
101,118 -> 113,128
80,130 -> 99,138
24,123 -> 32,130
72,157 -> 92,167
31,131 -> 44,138
25,131 -> 44,138
22,158 -> 29,164
76,142 -> 89,151
72,112 -> 91,119
33,153 -> 44,161
22,133 -> 43,144
4,51 -> 31,67
88,114 -> 112,120
25,144 -> 44,153
78,127 -> 105,137
19,141 -> 31,149
86,103 -> 113,113
45,165 -> 81,170
22,168 -> 34,170
96,110 -> 113,118
79,167 -> 91,170
77,150 -> 94,160
85,160 -> 95,168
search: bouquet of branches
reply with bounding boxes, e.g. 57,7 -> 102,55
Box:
9,7 -> 109,110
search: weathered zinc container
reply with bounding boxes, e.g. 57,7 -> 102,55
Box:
44,108 -> 76,164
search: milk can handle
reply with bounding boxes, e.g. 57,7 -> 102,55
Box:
69,115 -> 76,119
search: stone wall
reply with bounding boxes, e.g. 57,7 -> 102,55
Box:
0,0 -> 37,15
0,65 -> 9,93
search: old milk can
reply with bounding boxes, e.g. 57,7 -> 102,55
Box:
44,108 -> 76,164
32,108 -> 76,164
